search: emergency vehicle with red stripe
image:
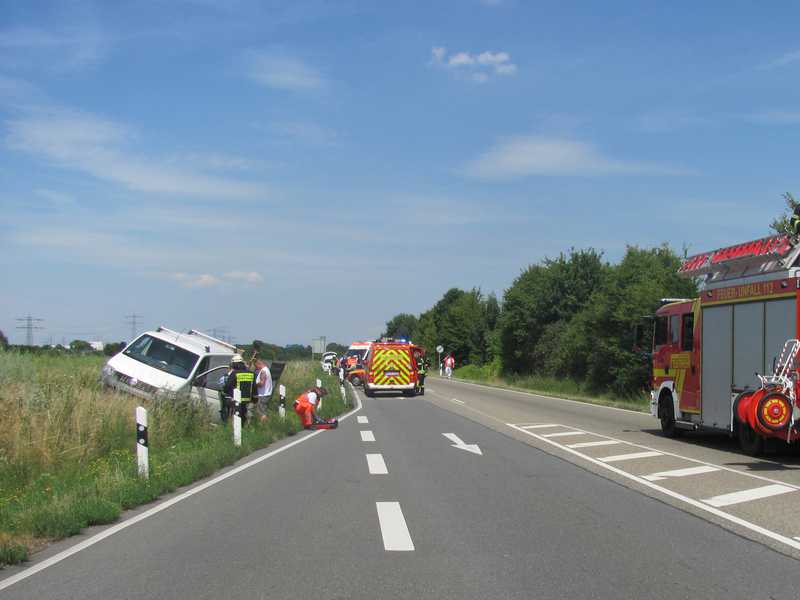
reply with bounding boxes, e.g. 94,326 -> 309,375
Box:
652,234 -> 800,455
363,339 -> 419,397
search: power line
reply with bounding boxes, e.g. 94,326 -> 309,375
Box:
124,314 -> 144,342
16,315 -> 44,346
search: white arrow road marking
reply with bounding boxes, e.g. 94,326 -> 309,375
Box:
376,502 -> 415,551
366,453 -> 388,474
643,465 -> 719,482
442,433 -> 483,455
702,484 -> 796,508
361,430 -> 375,442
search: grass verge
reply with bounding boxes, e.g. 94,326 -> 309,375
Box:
0,352 -> 350,567
450,364 -> 650,413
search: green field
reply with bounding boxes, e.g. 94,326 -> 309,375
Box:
0,352 -> 349,567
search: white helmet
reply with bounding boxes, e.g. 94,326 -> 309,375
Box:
230,353 -> 244,365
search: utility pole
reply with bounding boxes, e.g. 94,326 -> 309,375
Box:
16,315 -> 44,346
125,314 -> 144,342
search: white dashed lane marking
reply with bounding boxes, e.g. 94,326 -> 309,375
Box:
450,398 -> 465,405
376,502 -> 415,551
597,451 -> 662,463
357,416 -> 369,424
366,453 -> 388,475
360,430 -> 375,442
702,484 -> 796,508
567,440 -> 622,449
520,424 -> 560,430
643,465 -> 720,482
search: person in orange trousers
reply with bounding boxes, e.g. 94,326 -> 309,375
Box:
293,387 -> 337,429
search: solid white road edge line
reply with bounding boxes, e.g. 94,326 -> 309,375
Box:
361,430 -> 376,442
0,385 -> 364,592
366,453 -> 388,475
702,484 -> 796,508
507,423 -> 800,552
376,502 -> 415,551
434,376 -> 647,416
643,465 -> 720,482
357,416 -> 369,424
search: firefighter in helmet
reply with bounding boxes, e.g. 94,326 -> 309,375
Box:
223,354 -> 256,423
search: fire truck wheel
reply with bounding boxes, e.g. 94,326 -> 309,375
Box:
755,392 -> 792,433
736,423 -> 765,457
364,387 -> 374,398
658,392 -> 679,438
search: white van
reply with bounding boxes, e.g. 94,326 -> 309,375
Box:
101,326 -> 237,415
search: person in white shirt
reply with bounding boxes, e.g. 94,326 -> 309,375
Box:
254,359 -> 273,416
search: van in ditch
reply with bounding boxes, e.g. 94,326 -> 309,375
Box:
101,326 -> 237,414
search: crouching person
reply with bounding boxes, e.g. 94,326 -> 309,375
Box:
293,387 -> 338,430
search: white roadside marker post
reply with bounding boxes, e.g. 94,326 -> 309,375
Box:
233,388 -> 242,447
316,378 -> 322,388
136,406 -> 149,479
315,378 -> 323,410
278,384 -> 286,419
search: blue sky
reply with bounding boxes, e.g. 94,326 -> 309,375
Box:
2,0 -> 799,346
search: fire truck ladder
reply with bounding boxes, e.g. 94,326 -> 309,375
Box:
756,339 -> 800,439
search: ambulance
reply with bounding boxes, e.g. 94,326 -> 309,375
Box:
363,339 -> 419,397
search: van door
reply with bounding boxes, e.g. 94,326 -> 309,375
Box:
191,355 -> 231,413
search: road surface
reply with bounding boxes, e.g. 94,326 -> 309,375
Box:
1,382 -> 798,599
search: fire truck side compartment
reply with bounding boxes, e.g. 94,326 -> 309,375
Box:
701,298 -> 796,429
701,305 -> 732,429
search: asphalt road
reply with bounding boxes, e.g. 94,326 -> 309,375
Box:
1,384 -> 799,599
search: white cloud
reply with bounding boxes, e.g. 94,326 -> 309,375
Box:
6,112 -> 267,199
745,110 -> 800,125
430,46 -> 517,82
0,26 -> 107,70
245,51 -> 325,92
463,135 -> 691,179
635,110 -> 710,133
34,188 -> 76,207
224,271 -> 264,284
759,49 -> 800,70
168,271 -> 264,288
269,120 -> 338,145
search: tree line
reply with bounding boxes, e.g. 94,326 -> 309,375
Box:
383,245 -> 697,398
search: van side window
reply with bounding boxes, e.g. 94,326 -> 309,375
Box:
670,315 -> 680,345
681,313 -> 694,351
654,316 -> 668,346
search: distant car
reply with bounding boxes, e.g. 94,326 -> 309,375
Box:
321,351 -> 337,372
101,326 -> 236,415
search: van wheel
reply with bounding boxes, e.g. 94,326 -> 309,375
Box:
351,375 -> 362,386
737,423 -> 765,457
658,392 -> 679,438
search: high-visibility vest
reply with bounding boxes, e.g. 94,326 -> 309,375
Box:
234,371 -> 255,402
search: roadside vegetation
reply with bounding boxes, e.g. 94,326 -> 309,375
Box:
384,244 -> 696,401
0,351 -> 349,567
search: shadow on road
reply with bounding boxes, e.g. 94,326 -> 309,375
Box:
638,428 -> 800,471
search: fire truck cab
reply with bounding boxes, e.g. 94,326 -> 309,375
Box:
652,234 -> 800,455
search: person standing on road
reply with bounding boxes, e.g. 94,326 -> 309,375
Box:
444,353 -> 455,379
223,354 -> 256,424
254,359 -> 273,417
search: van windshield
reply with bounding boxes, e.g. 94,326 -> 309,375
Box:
123,335 -> 200,380
346,349 -> 368,361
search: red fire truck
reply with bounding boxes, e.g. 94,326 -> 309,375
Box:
652,234 -> 800,455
